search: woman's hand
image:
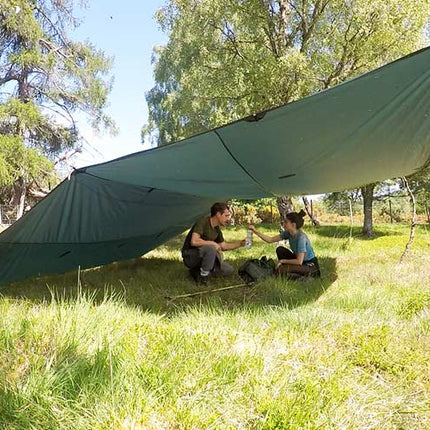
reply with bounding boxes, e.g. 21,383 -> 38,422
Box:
276,259 -> 286,270
248,224 -> 257,233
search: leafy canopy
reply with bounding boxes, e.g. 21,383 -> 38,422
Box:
144,0 -> 430,146
0,0 -> 115,156
0,0 -> 115,202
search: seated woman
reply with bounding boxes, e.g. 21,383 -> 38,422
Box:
249,210 -> 320,279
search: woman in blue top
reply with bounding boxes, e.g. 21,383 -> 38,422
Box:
249,210 -> 320,278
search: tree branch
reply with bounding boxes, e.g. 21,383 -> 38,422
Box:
398,177 -> 416,264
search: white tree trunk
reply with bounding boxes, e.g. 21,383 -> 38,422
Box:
15,177 -> 27,220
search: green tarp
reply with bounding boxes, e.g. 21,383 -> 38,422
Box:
1,47 -> 430,284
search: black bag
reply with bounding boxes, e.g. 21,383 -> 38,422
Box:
238,256 -> 276,284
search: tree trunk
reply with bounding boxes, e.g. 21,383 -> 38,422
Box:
276,196 -> 295,223
13,177 -> 27,220
361,183 -> 375,237
302,196 -> 320,226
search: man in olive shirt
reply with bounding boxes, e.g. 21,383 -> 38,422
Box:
182,202 -> 246,284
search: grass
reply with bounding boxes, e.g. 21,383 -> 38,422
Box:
0,223 -> 430,429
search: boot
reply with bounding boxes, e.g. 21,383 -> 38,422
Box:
197,273 -> 210,286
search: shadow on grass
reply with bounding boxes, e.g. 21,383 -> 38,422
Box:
0,253 -> 337,315
311,224 -> 404,239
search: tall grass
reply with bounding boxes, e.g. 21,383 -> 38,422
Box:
0,223 -> 429,429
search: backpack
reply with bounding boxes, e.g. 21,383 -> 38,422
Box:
238,256 -> 276,284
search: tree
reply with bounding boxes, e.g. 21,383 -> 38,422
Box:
143,0 -> 430,220
407,165 -> 430,223
325,181 -> 407,237
361,183 -> 376,237
302,196 -> 320,226
0,0 -> 115,217
323,189 -> 361,217
0,134 -> 54,218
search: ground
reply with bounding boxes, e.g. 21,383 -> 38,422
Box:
0,223 -> 429,429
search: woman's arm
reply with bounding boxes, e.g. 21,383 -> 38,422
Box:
276,252 -> 305,269
248,225 -> 281,243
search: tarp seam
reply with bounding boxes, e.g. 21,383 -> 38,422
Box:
213,129 -> 275,197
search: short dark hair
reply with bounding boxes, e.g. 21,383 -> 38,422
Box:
211,202 -> 230,216
285,209 -> 306,229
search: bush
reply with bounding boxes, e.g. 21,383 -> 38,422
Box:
229,198 -> 280,225
229,203 -> 261,225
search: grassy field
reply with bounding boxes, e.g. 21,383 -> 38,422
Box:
0,223 -> 430,429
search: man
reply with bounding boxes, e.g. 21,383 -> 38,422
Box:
182,202 -> 246,285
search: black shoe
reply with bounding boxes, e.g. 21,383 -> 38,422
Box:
188,267 -> 200,282
197,273 -> 210,286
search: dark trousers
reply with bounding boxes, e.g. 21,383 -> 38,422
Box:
182,245 -> 234,277
276,246 -> 320,277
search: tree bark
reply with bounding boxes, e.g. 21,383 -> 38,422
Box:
302,196 -> 320,226
13,177 -> 27,220
361,183 -> 375,237
276,196 -> 295,223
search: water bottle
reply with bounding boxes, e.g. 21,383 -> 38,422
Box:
245,229 -> 253,248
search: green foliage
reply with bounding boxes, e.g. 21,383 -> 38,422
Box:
323,189 -> 362,216
407,166 -> 430,217
0,99 -> 43,132
0,0 -> 115,205
0,1 -> 115,152
0,0 -> 112,139
144,0 -> 430,145
0,134 -> 53,189
323,179 -> 424,223
230,198 -> 280,224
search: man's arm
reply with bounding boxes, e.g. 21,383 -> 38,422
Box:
191,232 -> 221,251
220,239 -> 245,251
248,225 -> 282,243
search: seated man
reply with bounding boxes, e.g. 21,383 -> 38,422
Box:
181,202 -> 246,285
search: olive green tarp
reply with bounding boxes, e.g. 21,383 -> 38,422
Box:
1,47 -> 430,285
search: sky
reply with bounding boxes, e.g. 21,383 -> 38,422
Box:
71,0 -> 166,169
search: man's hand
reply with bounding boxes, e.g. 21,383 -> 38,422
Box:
212,241 -> 222,252
240,239 -> 246,247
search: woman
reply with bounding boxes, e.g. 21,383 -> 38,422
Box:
249,210 -> 320,278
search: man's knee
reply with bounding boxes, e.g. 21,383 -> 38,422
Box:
220,262 -> 234,276
199,244 -> 218,257
182,250 -> 200,269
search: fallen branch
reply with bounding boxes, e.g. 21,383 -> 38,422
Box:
399,176 -> 416,264
165,282 -> 252,300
